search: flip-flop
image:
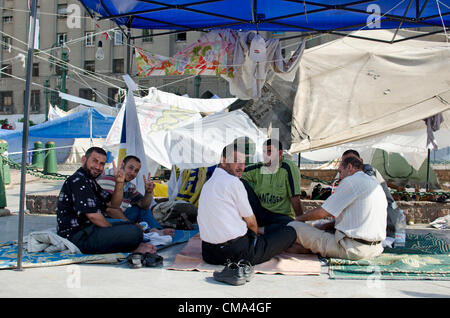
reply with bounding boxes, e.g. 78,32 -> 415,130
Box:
127,252 -> 143,269
142,253 -> 164,267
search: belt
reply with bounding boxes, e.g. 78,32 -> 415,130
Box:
351,238 -> 382,246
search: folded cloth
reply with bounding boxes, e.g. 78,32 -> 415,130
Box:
430,215 -> 450,229
25,229 -> 81,254
143,232 -> 173,246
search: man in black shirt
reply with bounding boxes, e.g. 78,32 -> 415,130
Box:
56,147 -> 156,255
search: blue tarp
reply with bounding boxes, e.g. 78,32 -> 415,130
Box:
0,108 -> 114,163
79,0 -> 449,35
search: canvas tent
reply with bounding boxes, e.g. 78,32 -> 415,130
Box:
104,87 -> 265,173
0,108 -> 115,163
371,148 -> 441,189
78,1 -> 449,38
13,0 -> 449,269
289,29 -> 450,154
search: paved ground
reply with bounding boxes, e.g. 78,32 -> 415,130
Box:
1,169 -> 449,300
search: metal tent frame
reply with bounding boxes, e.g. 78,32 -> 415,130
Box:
16,0 -> 449,270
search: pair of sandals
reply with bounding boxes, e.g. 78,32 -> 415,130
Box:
127,252 -> 164,269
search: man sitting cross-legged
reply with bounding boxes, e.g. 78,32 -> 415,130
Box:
97,155 -> 174,237
56,147 -> 156,255
197,141 -> 298,266
288,156 -> 387,260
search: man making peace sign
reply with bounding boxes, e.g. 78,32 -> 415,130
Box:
56,148 -> 157,255
97,155 -> 174,237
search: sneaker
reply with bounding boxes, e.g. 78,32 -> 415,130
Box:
213,261 -> 246,286
237,259 -> 255,282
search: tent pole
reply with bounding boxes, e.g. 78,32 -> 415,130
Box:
126,27 -> 131,75
90,107 -> 93,146
426,148 -> 431,192
17,0 -> 38,271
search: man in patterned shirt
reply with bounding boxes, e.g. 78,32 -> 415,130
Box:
56,147 -> 156,255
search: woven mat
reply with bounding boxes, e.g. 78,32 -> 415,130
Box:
326,233 -> 450,280
0,229 -> 199,270
168,234 -> 321,276
0,241 -> 126,269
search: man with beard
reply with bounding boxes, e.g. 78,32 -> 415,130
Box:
56,147 -> 156,255
97,155 -> 174,237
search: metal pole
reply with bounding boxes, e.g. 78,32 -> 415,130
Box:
126,28 -> 131,75
426,148 -> 431,192
61,51 -> 69,111
44,79 -> 49,121
90,107 -> 93,146
17,0 -> 38,271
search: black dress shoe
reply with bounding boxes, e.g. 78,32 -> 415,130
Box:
237,259 -> 255,282
213,261 -> 246,286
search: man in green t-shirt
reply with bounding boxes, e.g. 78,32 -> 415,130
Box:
241,139 -> 304,235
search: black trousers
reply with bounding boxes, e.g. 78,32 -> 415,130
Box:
70,222 -> 143,254
202,227 -> 297,266
240,179 -> 294,233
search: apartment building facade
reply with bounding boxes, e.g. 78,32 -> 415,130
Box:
0,0 -> 342,121
0,0 -> 240,119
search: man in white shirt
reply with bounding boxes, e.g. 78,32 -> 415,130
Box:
198,142 -> 297,265
288,156 -> 387,260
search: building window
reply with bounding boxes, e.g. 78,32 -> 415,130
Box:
176,32 -> 187,42
57,33 -> 67,47
142,29 -> 153,43
114,30 -> 123,45
84,60 -> 95,73
57,4 -> 67,19
2,36 -> 12,50
79,88 -> 97,102
32,63 -> 39,77
113,59 -> 124,73
108,87 -> 125,106
85,32 -> 95,47
1,64 -> 12,78
31,90 -> 40,112
0,91 -> 13,113
2,16 -> 13,23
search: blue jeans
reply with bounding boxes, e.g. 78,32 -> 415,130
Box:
107,206 -> 162,229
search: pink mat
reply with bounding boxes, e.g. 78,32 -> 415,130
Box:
168,234 -> 321,276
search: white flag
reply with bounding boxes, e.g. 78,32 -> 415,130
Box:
118,75 -> 149,195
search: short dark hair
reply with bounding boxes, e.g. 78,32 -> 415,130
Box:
221,141 -> 246,161
85,147 -> 107,159
123,155 -> 141,165
341,156 -> 363,170
342,149 -> 360,158
264,139 -> 283,151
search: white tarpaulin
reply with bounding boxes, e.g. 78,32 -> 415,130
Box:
104,88 -> 263,171
290,30 -> 450,154
159,109 -> 266,169
301,110 -> 450,170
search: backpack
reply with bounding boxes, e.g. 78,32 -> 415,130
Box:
152,201 -> 198,230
